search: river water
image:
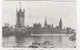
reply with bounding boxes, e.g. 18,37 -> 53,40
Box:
2,35 -> 76,48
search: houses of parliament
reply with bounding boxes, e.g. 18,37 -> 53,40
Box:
2,1 -> 76,37
2,1 -> 76,48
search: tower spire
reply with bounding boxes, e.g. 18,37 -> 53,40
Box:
59,17 -> 62,30
44,17 -> 47,26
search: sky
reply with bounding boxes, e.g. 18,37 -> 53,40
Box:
2,1 -> 77,29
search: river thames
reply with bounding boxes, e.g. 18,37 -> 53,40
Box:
2,34 -> 76,48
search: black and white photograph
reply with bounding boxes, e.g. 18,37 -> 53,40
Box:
2,0 -> 76,48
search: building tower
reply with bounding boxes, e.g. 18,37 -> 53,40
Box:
59,18 -> 62,30
44,17 -> 47,27
16,1 -> 25,28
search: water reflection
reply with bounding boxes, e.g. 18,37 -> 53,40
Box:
3,36 -> 34,48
